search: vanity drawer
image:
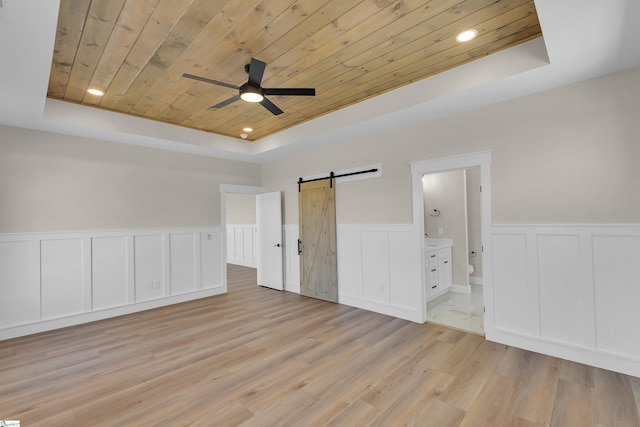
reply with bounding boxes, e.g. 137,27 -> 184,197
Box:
429,279 -> 439,295
426,250 -> 438,261
428,263 -> 438,279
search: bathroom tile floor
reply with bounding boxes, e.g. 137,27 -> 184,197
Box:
426,285 -> 484,335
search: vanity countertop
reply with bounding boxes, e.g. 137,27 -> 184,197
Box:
424,238 -> 453,251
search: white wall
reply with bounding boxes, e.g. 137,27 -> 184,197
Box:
466,168 -> 483,281
423,170 -> 468,286
0,125 -> 261,233
226,193 -> 256,225
0,126 -> 261,338
262,66 -> 640,225
261,66 -> 640,376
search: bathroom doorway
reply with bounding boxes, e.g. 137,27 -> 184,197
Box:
410,151 -> 493,336
423,167 -> 484,334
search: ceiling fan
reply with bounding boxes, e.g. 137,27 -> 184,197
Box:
182,58 -> 315,116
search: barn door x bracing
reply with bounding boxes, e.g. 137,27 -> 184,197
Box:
298,179 -> 338,302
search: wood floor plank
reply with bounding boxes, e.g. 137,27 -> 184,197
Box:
510,351 -> 561,425
458,372 -> 521,427
559,358 -> 595,387
549,379 -> 595,427
1,264 -> 639,426
594,368 -> 640,427
411,398 -> 466,427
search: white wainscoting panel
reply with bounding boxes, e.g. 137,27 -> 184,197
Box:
389,231 -> 420,310
592,235 -> 640,358
41,239 -> 85,320
361,231 -> 390,303
336,229 -> 362,298
283,225 -> 300,293
226,225 -> 257,268
492,233 -> 538,336
0,240 -> 39,327
490,225 -> 640,378
170,233 -> 196,295
284,224 -> 420,322
537,234 -> 584,346
134,234 -> 165,302
92,236 -> 128,311
201,230 -> 224,289
0,227 -> 225,340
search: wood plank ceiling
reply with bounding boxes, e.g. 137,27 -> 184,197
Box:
48,0 -> 541,141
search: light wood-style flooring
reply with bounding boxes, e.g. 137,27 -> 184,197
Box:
1,265 -> 639,426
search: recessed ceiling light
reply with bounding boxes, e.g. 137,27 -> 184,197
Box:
242,127 -> 253,132
455,29 -> 478,43
87,88 -> 105,96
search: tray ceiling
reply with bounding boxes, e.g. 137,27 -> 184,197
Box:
48,0 -> 541,141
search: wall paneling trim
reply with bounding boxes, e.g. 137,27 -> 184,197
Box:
0,227 -> 224,340
226,225 -> 257,268
283,224 -> 421,322
490,224 -> 640,377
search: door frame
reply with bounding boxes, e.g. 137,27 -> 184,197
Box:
220,184 -> 263,288
410,151 -> 493,332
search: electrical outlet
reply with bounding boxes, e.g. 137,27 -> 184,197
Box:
438,227 -> 444,235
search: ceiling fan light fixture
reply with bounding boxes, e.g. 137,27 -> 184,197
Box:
240,85 -> 264,103
455,29 -> 477,43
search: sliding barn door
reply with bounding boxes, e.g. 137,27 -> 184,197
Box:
298,179 -> 337,302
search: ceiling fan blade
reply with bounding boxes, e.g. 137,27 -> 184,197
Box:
183,73 -> 239,90
211,95 -> 240,109
264,88 -> 315,96
260,97 -> 283,115
247,58 -> 267,87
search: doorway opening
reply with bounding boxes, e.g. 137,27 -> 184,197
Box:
410,151 -> 493,336
220,184 -> 262,289
423,167 -> 483,334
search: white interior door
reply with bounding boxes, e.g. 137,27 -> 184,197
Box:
256,192 -> 284,290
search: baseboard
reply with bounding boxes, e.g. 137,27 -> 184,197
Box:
227,260 -> 256,268
469,276 -> 483,285
450,284 -> 471,294
488,327 -> 640,378
339,294 -> 420,323
0,286 -> 226,341
284,282 -> 300,293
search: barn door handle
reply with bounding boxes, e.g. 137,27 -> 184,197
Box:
298,239 -> 302,255
273,243 -> 281,247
